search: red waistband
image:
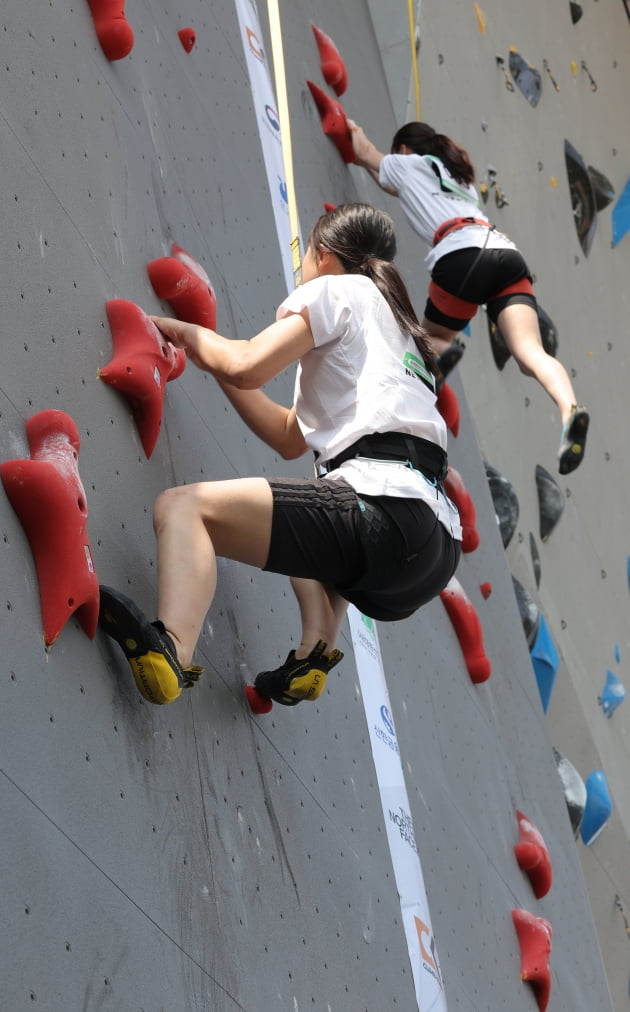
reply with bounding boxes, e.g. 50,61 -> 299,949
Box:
433,216 -> 492,246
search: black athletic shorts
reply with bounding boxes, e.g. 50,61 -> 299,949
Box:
263,476 -> 461,622
425,247 -> 538,330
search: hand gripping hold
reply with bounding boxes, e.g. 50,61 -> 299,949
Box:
147,244 -> 217,330
99,299 -> 186,458
439,576 -> 491,683
0,410 -> 99,646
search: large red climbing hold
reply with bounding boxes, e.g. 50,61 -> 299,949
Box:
0,411 -> 100,646
512,909 -> 553,1012
99,300 -> 187,458
514,810 -> 553,898
178,28 -> 196,53
436,381 -> 460,436
311,25 -> 348,96
147,244 -> 217,330
440,576 -> 491,683
444,465 -> 480,553
86,0 -> 134,61
306,81 -> 355,164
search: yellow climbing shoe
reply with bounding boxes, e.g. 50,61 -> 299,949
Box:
98,586 -> 203,705
253,640 -> 344,706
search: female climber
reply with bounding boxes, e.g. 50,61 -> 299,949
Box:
348,120 -> 589,476
98,203 -> 462,707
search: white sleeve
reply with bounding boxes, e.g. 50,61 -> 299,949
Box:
276,276 -> 351,348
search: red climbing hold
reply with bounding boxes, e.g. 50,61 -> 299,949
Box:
311,25 -> 348,96
512,909 -> 553,1012
514,810 -> 553,899
444,466 -> 479,553
323,202 -> 337,213
436,381 -> 460,436
245,685 -> 273,714
479,581 -> 493,599
178,28 -> 196,53
440,576 -> 492,683
86,0 -> 134,61
99,299 -> 186,459
0,410 -> 99,646
147,244 -> 217,330
306,81 -> 355,164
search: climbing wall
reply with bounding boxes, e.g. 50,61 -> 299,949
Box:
0,0 -> 620,1009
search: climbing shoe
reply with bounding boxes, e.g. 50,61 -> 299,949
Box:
98,585 -> 203,705
253,640 -> 344,706
558,406 -> 589,475
435,340 -> 465,388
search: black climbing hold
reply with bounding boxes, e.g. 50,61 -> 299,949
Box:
485,463 -> 519,547
587,164 -> 616,212
565,139 -> 597,256
569,0 -> 583,23
536,464 -> 565,541
529,533 -> 541,588
512,576 -> 540,648
552,747 -> 586,838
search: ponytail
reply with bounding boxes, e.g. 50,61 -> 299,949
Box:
309,204 -> 436,374
391,122 -> 475,185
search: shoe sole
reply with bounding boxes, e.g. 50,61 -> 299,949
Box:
99,586 -> 183,705
558,410 -> 589,475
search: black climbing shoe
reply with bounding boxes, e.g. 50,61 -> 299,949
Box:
254,640 -> 344,706
436,340 -> 465,388
98,586 -> 203,705
558,406 -> 589,475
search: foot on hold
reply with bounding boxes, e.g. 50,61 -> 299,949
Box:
558,405 -> 589,475
98,586 -> 203,705
252,640 -> 344,707
436,341 -> 465,388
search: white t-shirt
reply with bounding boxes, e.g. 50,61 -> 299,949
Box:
277,274 -> 462,540
379,153 -> 516,271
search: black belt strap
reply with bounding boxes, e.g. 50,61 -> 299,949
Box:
319,432 -> 448,483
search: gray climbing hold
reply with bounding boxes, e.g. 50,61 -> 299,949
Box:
508,49 -> 542,107
553,747 -> 586,838
565,139 -> 597,256
536,464 -> 565,541
512,576 -> 540,648
529,533 -> 541,588
485,463 -> 519,547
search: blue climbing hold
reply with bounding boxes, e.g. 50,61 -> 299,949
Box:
530,613 -> 560,713
580,770 -> 612,845
614,643 -> 621,664
612,177 -> 630,247
599,670 -> 626,718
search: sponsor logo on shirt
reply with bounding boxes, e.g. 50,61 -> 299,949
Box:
402,351 -> 436,392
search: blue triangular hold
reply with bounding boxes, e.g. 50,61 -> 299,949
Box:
612,177 -> 630,247
580,770 -> 612,846
530,613 -> 560,713
600,670 -> 626,718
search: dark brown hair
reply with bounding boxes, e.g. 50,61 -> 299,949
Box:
308,203 -> 436,372
391,122 -> 475,185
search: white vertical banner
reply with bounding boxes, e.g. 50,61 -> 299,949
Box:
234,0 -> 300,293
348,606 -> 448,1011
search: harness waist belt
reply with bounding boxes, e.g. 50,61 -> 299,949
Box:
433,216 -> 493,247
319,432 -> 448,482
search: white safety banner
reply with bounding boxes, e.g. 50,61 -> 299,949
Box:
348,606 -> 448,1011
234,0 -> 298,293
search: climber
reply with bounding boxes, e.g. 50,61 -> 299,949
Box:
348,120 -> 589,475
98,203 -> 462,706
